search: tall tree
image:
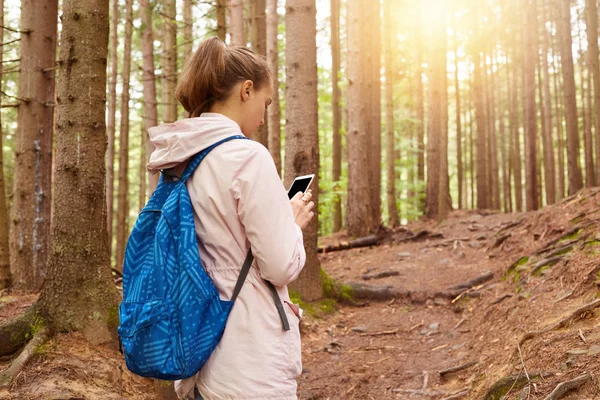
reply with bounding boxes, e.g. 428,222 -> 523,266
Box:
415,10 -> 425,213
115,0 -> 133,271
586,0 -> 600,182
183,0 -> 193,59
162,0 -> 178,123
266,0 -> 281,174
577,16 -> 594,187
251,0 -> 268,147
228,0 -> 245,46
11,0 -> 58,290
472,5 -> 488,210
347,0 -> 376,236
216,0 -> 227,41
0,0 -> 10,290
540,0 -> 556,203
330,0 -> 342,231
556,0 -> 583,194
454,17 -> 464,209
384,0 -> 398,227
106,0 -> 118,256
0,0 -> 119,376
284,0 -> 321,301
369,1 -> 382,226
141,0 -> 159,196
523,0 -> 538,210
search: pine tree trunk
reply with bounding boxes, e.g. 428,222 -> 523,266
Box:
347,0 -> 376,236
330,0 -> 342,231
251,0 -> 268,147
468,83 -> 475,209
556,0 -> 584,194
139,127 -> 147,211
415,14 -> 425,213
162,0 -> 178,123
106,0 -> 118,258
454,17 -> 464,210
39,0 -> 118,342
11,0 -> 58,291
577,17 -> 594,187
369,2 -> 382,226
383,0 -> 398,227
509,44 -> 523,211
551,11 -> 566,200
438,22 -> 451,221
487,53 -> 500,210
523,0 -> 538,211
473,8 -> 488,210
586,0 -> 600,183
0,0 -> 11,289
141,0 -> 159,197
541,0 -> 556,203
115,0 -> 133,271
183,0 -> 193,60
284,0 -> 322,301
536,54 -> 546,206
266,0 -> 282,174
228,0 -> 245,46
216,0 -> 227,41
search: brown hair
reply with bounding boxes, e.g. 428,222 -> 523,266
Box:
175,37 -> 272,118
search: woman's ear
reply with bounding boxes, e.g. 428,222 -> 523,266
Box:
240,80 -> 254,102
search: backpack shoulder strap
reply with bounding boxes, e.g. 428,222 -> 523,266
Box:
181,135 -> 248,183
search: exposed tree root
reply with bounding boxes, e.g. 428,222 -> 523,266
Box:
519,299 -> 600,346
531,256 -> 564,275
318,235 -> 380,253
441,388 -> 471,400
0,326 -> 51,388
448,271 -> 494,292
0,304 -> 41,357
483,372 -> 550,400
543,373 -> 592,400
535,225 -> 590,255
439,360 -> 477,377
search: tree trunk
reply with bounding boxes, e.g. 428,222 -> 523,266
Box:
284,0 -> 322,301
115,0 -> 133,271
106,0 -> 118,258
183,0 -> 193,60
384,0 -> 398,227
541,0 -> 556,203
468,82 -> 475,209
11,0 -> 58,291
250,0 -> 268,147
0,0 -> 10,290
586,0 -> 600,183
216,0 -> 227,41
438,19 -> 451,222
473,8 -> 488,210
266,0 -> 282,174
39,0 -> 119,343
487,52 -> 500,210
523,0 -> 538,211
369,1 -> 382,226
330,0 -> 343,231
551,9 -> 566,200
454,17 -> 464,210
556,0 -> 583,194
577,16 -> 594,187
141,0 -> 159,197
139,127 -> 147,211
415,11 -> 425,214
228,0 -> 245,46
162,0 -> 178,123
510,44 -> 523,211
347,0 -> 376,236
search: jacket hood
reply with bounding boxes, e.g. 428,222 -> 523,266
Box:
146,113 -> 244,174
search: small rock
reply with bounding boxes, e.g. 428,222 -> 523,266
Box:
566,348 -> 588,356
469,241 -> 482,249
396,252 -> 412,259
336,323 -> 345,329
476,234 -> 488,241
428,322 -> 440,331
439,258 -> 450,265
351,325 -> 369,333
588,345 -> 600,355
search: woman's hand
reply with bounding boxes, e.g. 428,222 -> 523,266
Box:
290,190 -> 315,230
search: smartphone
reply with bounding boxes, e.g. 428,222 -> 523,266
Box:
287,174 -> 315,200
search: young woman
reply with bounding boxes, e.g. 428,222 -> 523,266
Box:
146,37 -> 314,400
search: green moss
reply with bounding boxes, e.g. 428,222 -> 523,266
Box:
107,305 -> 120,331
25,314 -> 45,341
502,257 -> 529,282
321,268 -> 354,303
532,266 -> 551,277
560,229 -> 583,242
288,290 -> 338,319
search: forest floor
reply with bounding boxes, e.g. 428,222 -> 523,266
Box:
2,189 -> 600,399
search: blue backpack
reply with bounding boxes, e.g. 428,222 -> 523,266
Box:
118,135 -> 289,380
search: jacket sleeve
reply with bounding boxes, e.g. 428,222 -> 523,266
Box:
232,144 -> 306,287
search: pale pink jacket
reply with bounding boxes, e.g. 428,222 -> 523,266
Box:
147,113 -> 305,400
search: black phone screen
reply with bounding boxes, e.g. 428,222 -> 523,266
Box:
287,176 -> 313,199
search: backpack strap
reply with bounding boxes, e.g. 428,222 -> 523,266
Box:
231,250 -> 290,332
180,135 -> 248,183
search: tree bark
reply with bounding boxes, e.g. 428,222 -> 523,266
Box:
577,16 -> 594,187
415,8 -> 425,214
454,16 -> 464,210
541,0 -> 556,203
141,0 -> 159,197
330,0 -> 342,231
183,0 -> 193,60
0,0 -> 10,289
384,0 -> 398,227
216,0 -> 227,41
40,0 -> 119,343
347,0 -> 376,236
473,5 -> 488,210
523,0 -> 538,211
266,0 -> 282,174
11,0 -> 58,291
586,0 -> 600,184
487,52 -> 500,210
115,0 -> 133,271
251,0 -> 268,147
551,7 -> 566,200
106,0 -> 118,257
556,0 -> 584,194
284,0 -> 322,301
369,1 -> 382,226
162,0 -> 178,123
228,0 -> 245,46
